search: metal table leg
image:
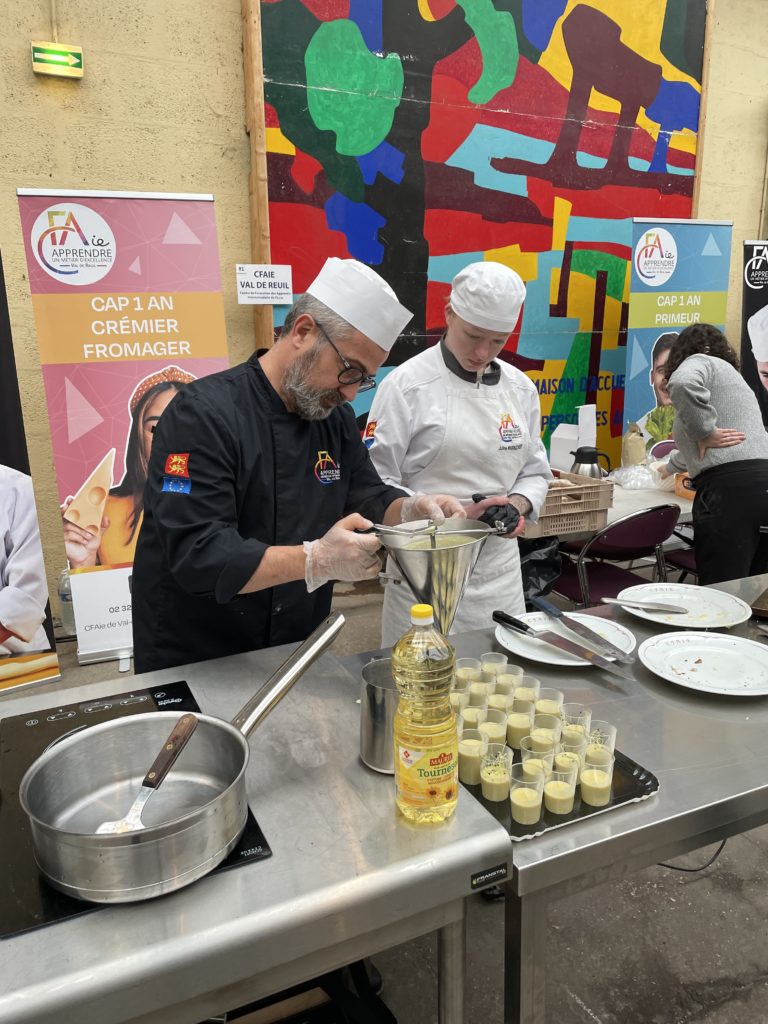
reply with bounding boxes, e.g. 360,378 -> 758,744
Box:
438,908 -> 466,1024
504,886 -> 548,1024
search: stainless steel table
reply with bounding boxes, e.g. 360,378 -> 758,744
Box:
346,574 -> 768,1024
0,644 -> 511,1024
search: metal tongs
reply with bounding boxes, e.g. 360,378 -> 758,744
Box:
357,520 -> 440,555
357,521 -> 439,538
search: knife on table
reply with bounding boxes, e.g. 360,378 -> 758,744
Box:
600,597 -> 688,614
492,610 -> 635,685
529,595 -> 635,665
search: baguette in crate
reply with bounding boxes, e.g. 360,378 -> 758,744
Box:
524,471 -> 614,539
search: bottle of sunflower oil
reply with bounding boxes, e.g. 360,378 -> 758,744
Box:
392,603 -> 458,824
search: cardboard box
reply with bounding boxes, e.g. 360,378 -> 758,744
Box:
674,472 -> 695,501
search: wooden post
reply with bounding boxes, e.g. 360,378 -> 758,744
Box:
241,0 -> 274,347
692,0 -> 716,217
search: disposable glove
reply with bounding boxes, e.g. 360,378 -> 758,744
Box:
468,493 -> 521,534
304,513 -> 382,593
400,492 -> 464,524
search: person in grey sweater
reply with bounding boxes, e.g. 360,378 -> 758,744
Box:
657,323 -> 768,584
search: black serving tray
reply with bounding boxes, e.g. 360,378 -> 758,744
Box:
463,747 -> 659,842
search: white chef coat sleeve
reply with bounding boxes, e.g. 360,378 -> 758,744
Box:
0,473 -> 48,642
508,383 -> 552,523
365,375 -> 416,496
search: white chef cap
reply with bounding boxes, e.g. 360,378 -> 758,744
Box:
449,261 -> 526,333
748,303 -> 768,362
305,257 -> 413,352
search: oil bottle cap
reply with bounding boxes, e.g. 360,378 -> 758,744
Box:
410,603 -> 434,624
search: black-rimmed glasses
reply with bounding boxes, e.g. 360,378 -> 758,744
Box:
313,319 -> 377,393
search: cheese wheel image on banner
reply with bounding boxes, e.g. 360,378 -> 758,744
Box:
63,449 -> 115,535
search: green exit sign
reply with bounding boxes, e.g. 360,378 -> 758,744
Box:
31,41 -> 84,79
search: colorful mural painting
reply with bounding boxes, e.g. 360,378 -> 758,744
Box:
261,0 -> 707,458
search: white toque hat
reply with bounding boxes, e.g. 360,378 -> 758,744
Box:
748,303 -> 768,362
449,261 -> 526,333
305,257 -> 413,352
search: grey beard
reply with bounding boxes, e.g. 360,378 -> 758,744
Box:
282,346 -> 343,420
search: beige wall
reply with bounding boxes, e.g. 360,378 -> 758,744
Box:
694,0 -> 768,341
1,0 -> 256,610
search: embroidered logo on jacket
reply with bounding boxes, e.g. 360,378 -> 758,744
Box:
314,450 -> 341,485
363,420 -> 377,450
498,413 -> 522,444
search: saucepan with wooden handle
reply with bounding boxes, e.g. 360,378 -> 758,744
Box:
19,613 -> 344,903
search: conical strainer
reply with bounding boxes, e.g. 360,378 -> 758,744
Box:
376,518 -> 493,635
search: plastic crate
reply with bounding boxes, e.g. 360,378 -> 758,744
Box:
522,472 -> 614,539
523,507 -> 608,539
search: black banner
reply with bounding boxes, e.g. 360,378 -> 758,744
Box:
741,241 -> 768,426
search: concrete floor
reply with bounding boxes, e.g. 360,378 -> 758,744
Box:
49,580 -> 768,1024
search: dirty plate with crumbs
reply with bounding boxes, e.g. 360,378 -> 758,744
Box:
638,633 -> 768,695
615,583 -> 751,630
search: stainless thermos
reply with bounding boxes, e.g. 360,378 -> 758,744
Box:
569,445 -> 612,479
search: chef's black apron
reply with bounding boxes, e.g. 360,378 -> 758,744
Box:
132,355 -> 403,672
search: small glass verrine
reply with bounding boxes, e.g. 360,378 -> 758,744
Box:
480,651 -> 508,683
449,677 -> 470,712
535,687 -> 564,717
544,764 -> 578,815
457,728 -> 489,785
506,706 -> 534,749
478,708 -> 507,746
531,713 -> 562,750
560,703 -> 592,748
455,657 -> 482,683
480,744 -> 514,802
510,763 -> 544,825
514,674 -> 541,704
494,665 -> 523,695
580,752 -> 615,807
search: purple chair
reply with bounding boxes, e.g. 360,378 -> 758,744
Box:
553,504 -> 681,607
665,525 -> 698,583
648,439 -> 677,459
665,545 -> 697,583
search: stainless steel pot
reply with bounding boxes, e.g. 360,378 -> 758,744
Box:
359,657 -> 397,774
19,613 -> 345,903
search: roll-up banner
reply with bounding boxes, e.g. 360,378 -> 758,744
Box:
0,250 -> 61,691
17,190 -> 230,664
625,218 -> 733,451
740,241 -> 768,426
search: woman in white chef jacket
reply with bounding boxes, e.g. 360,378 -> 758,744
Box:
0,464 -> 51,654
366,262 -> 552,646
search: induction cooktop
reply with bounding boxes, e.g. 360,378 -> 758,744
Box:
0,680 -> 272,939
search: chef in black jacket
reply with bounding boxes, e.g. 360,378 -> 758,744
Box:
132,258 -> 463,671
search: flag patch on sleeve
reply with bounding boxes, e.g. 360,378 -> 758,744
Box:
165,453 -> 190,477
363,421 -> 377,449
162,475 -> 192,494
